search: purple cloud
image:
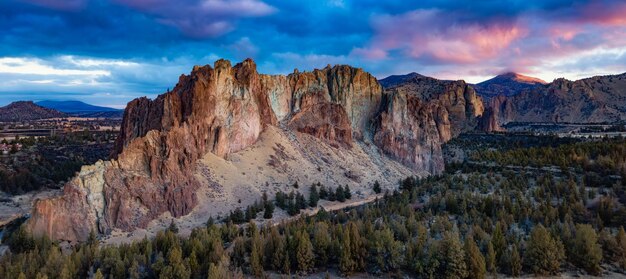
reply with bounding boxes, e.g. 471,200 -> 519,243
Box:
20,0 -> 85,11
352,0 -> 626,80
113,0 -> 275,37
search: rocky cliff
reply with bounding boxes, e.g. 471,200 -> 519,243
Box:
27,59 -> 483,242
483,73 -> 626,130
374,75 -> 484,173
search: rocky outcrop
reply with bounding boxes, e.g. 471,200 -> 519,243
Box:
288,102 -> 352,148
27,59 -> 483,242
374,75 -> 484,173
482,73 -> 626,130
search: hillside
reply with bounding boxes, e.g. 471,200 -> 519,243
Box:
473,72 -> 547,100
378,72 -> 425,88
0,101 -> 67,122
483,73 -> 626,131
37,100 -> 123,118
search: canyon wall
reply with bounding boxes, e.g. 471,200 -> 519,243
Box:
28,59 -> 483,242
482,73 -> 626,130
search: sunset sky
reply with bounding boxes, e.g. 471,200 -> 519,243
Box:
1,0 -> 625,107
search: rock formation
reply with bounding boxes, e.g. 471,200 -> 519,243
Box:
27,59 -> 483,242
374,74 -> 484,173
482,73 -> 626,130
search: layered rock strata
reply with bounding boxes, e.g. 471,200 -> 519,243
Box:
482,73 -> 626,131
374,75 -> 484,173
28,59 -> 483,242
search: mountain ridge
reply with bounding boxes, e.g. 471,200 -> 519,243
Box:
482,72 -> 626,131
472,72 -> 547,100
0,101 -> 67,122
37,100 -> 124,118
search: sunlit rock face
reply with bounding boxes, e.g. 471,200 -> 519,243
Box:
27,59 -> 484,242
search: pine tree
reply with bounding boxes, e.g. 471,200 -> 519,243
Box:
616,226 -> 626,270
524,224 -> 564,275
161,245 -> 190,279
245,205 -> 256,221
348,222 -> 366,271
295,231 -> 315,274
207,263 -> 228,279
464,236 -> 486,279
319,185 -> 328,199
572,224 -> 603,275
336,186 -> 346,202
486,241 -> 497,274
167,220 -> 179,233
287,196 -> 299,216
327,187 -> 336,201
492,222 -> 506,263
275,191 -> 286,209
339,229 -> 354,276
296,192 -> 307,210
313,223 -> 331,267
373,180 -> 382,194
309,184 -> 320,207
510,245 -> 522,277
263,201 -> 274,219
188,251 -> 199,279
231,237 -> 246,268
440,231 -> 468,279
250,231 -> 264,278
344,185 -> 352,199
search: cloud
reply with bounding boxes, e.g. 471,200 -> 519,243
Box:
228,37 -> 259,60
350,47 -> 387,60
2,0 -> 626,107
113,0 -> 276,37
19,0 -> 85,11
0,57 -> 110,76
367,9 -> 526,64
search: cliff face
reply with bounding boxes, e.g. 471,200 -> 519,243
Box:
483,73 -> 626,130
28,59 -> 483,242
374,75 -> 484,173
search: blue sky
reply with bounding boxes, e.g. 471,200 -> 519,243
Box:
1,0 -> 625,108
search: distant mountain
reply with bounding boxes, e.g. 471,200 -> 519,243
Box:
379,72 -> 425,88
0,101 -> 67,122
473,72 -> 547,100
36,100 -> 123,118
482,73 -> 626,131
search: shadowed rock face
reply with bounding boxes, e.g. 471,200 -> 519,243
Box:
482,73 -> 626,131
27,59 -> 483,242
375,75 -> 484,173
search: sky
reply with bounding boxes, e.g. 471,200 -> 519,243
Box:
1,0 -> 626,108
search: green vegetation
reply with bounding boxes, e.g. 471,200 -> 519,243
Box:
1,136 -> 626,277
0,131 -> 116,195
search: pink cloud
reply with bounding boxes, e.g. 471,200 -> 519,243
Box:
579,1 -> 626,26
369,9 -> 526,64
350,47 -> 387,60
